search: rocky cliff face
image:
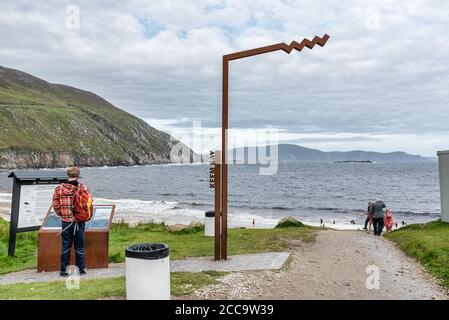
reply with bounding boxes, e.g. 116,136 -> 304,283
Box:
0,148 -> 178,169
0,66 -> 192,169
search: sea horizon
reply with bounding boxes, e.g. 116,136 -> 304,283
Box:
0,161 -> 441,230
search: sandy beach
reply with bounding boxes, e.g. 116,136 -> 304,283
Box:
184,230 -> 449,300
0,193 -> 419,231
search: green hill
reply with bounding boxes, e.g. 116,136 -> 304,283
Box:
0,66 -> 187,169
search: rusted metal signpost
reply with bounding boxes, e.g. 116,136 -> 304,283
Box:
209,151 -> 222,260
213,34 -> 329,260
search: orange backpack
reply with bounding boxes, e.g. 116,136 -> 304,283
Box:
73,184 -> 93,223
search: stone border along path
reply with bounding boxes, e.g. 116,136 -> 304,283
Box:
0,252 -> 290,285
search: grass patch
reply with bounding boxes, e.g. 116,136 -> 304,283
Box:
0,272 -> 222,300
0,218 -> 316,275
385,220 -> 449,289
165,223 -> 204,235
275,217 -> 305,228
0,277 -> 126,300
0,218 -> 38,274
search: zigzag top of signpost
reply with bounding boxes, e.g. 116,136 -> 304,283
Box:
281,34 -> 330,53
224,34 -> 330,61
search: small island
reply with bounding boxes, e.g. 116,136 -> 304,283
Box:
334,160 -> 372,163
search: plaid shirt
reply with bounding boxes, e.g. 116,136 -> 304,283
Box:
52,182 -> 89,222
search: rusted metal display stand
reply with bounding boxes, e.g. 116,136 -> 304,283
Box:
213,34 -> 330,260
37,205 -> 115,272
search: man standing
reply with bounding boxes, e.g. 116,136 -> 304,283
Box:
371,199 -> 386,236
52,166 -> 91,276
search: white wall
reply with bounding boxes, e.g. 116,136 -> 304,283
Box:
438,151 -> 449,223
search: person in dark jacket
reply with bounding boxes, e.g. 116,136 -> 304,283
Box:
52,166 -> 91,276
371,199 -> 386,236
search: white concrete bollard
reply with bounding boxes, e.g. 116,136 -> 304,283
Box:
204,211 -> 215,237
125,243 -> 170,300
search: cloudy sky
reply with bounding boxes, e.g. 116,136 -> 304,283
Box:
1,0 -> 449,156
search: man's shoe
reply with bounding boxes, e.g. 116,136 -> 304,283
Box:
79,269 -> 87,275
60,271 -> 69,277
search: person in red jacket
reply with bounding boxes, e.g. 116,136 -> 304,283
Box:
52,165 -> 91,277
384,209 -> 394,233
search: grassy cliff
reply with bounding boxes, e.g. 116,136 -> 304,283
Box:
0,66 -> 184,169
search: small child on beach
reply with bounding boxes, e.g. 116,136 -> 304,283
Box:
384,209 -> 394,232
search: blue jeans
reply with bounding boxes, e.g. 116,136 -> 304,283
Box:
61,221 -> 85,273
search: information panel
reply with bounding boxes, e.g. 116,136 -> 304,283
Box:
86,206 -> 113,230
18,184 -> 57,229
7,170 -> 68,257
41,205 -> 114,230
40,208 -> 60,230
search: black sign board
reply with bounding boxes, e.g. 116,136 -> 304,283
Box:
7,170 -> 68,256
209,151 -> 216,188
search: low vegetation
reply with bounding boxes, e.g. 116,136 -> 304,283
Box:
0,272 -> 225,300
385,220 -> 449,289
4,217 -> 448,298
107,221 -> 315,267
0,218 -> 37,274
164,221 -> 204,234
0,217 -> 315,299
275,216 -> 305,228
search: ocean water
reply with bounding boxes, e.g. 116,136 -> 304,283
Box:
0,162 -> 441,229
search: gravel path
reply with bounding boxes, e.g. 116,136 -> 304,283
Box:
185,230 -> 449,300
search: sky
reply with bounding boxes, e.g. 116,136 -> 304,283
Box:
1,0 -> 449,156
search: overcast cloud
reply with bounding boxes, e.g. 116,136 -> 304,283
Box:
1,0 -> 449,155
